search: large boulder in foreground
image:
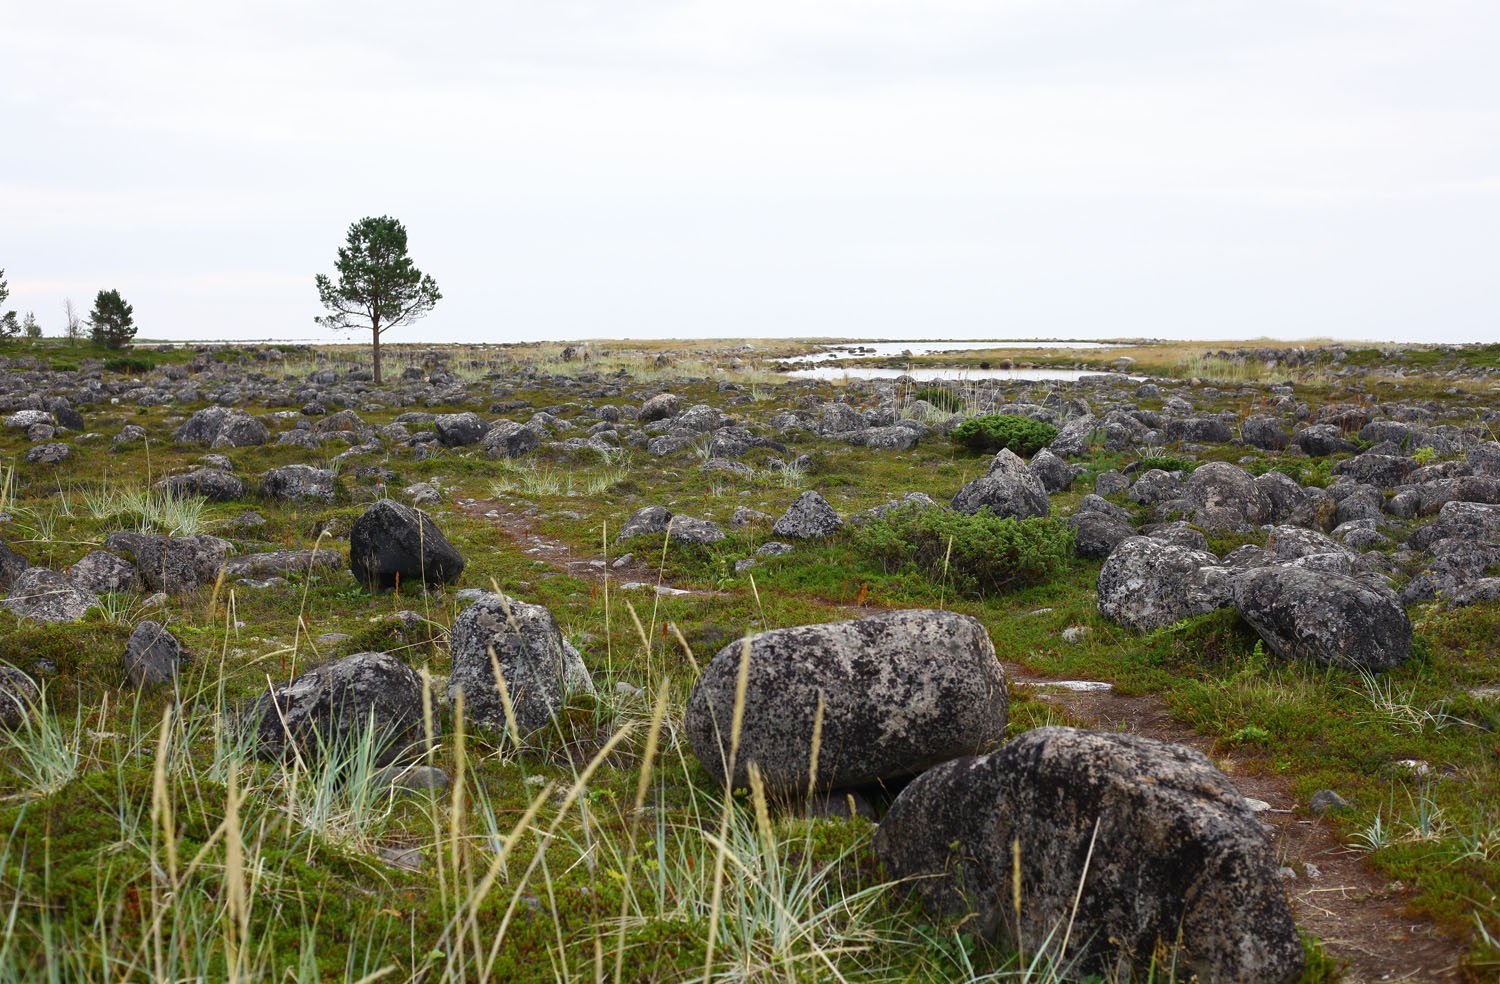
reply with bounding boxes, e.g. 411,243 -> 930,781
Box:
349,499 -> 465,589
950,449 -> 1049,519
1232,566 -> 1411,671
1096,536 -> 1231,632
685,610 -> 1008,796
874,727 -> 1303,983
252,651 -> 427,764
448,592 -> 595,735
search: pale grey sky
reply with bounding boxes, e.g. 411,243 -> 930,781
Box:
2,1 -> 1497,344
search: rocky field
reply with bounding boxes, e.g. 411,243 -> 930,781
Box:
0,337 -> 1496,982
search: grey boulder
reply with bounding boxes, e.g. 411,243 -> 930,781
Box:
124,620 -> 187,687
2,568 -> 101,623
448,592 -> 595,734
67,550 -> 140,594
685,609 -> 1009,795
874,727 -> 1303,983
1232,566 -> 1411,671
253,651 -> 428,764
261,464 -> 336,503
0,666 -> 39,729
951,449 -> 1050,519
161,468 -> 245,502
771,491 -> 844,539
349,499 -> 466,589
1097,536 -> 1231,632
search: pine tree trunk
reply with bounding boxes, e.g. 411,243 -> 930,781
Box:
372,322 -> 383,385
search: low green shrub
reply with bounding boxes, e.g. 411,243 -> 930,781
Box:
851,505 -> 1073,597
1136,455 -> 1197,473
949,414 -> 1058,457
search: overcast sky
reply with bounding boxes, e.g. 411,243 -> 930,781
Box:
3,1 -> 1497,344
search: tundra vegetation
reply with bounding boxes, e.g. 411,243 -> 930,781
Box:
0,334 -> 1496,982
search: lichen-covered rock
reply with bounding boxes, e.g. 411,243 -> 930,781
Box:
124,620 -> 187,687
1097,536 -> 1231,632
0,539 -> 28,594
121,534 -> 229,594
1028,449 -> 1078,493
448,592 -> 594,734
480,420 -> 541,459
1242,415 -> 1291,451
435,411 -> 488,447
349,499 -> 465,589
252,651 -> 427,764
848,492 -> 940,525
1232,566 -> 1411,671
261,464 -> 336,503
638,393 -> 681,423
25,442 -> 70,465
1293,423 -> 1358,456
615,505 -> 726,546
1183,461 -> 1270,524
1045,413 -> 1097,457
1067,510 -> 1134,560
161,468 -> 245,502
174,407 -> 268,447
0,666 -> 40,729
874,728 -> 1303,983
2,567 -> 101,623
951,449 -> 1050,519
67,550 -> 140,594
685,609 -> 1008,795
771,491 -> 844,539
1332,453 -> 1413,489
225,548 -> 343,580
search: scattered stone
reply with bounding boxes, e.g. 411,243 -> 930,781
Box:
685,609 -> 1009,795
874,728 -> 1303,983
124,620 -> 187,687
0,666 -> 40,729
1308,789 -> 1351,815
771,491 -> 843,539
2,568 -> 101,622
1232,566 -> 1411,671
252,651 -> 428,765
349,499 -> 466,589
261,464 -> 337,503
951,449 -> 1050,519
447,592 -> 595,735
1097,537 -> 1231,632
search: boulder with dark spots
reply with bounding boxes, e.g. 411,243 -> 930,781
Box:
1293,423 -> 1358,456
0,540 -> 27,594
1,568 -> 101,623
852,425 -> 921,451
685,609 -> 1008,795
1232,566 -> 1411,671
1241,415 -> 1291,450
1127,468 -> 1181,505
125,534 -> 230,594
1466,441 -> 1500,477
349,499 -> 466,589
0,666 -> 39,729
874,728 -> 1303,983
1332,454 -> 1413,489
1164,416 -> 1234,444
25,442 -> 70,464
1254,470 -> 1308,522
434,411 -> 488,447
1183,461 -> 1269,524
252,651 -> 428,764
1097,536 -> 1231,632
1027,449 -> 1078,493
1093,469 -> 1130,497
447,592 -> 595,735
1067,510 -> 1134,560
1408,501 -> 1500,551
1417,475 -> 1500,515
1045,413 -> 1097,457
174,406 -> 269,447
161,468 -> 245,502
261,464 -> 337,503
124,620 -> 187,687
638,393 -> 681,423
615,505 -> 726,546
771,491 -> 844,539
481,420 -> 541,458
67,550 -> 140,594
950,449 -> 1050,519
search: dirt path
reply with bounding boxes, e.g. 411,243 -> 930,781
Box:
1010,667 -> 1464,984
459,498 -> 1464,982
